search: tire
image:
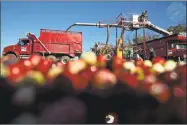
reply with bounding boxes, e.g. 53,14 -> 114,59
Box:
46,55 -> 56,61
5,54 -> 17,60
61,56 -> 70,64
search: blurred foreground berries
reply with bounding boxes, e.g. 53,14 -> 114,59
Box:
0,52 -> 186,124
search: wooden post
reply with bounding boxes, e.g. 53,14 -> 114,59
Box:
143,24 -> 147,59
116,28 -> 118,47
121,18 -> 125,59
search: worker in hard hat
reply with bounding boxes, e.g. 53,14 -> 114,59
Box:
139,10 -> 148,22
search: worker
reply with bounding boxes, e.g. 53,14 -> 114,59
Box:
94,43 -> 99,55
116,38 -> 123,59
149,48 -> 156,61
142,10 -> 147,18
139,10 -> 148,22
133,52 -> 143,62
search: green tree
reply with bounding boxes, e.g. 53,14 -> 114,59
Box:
90,42 -> 115,56
167,24 -> 186,34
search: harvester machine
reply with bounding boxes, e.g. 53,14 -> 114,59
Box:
66,11 -> 173,59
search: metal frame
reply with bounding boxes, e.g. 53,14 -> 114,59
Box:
65,11 -> 173,59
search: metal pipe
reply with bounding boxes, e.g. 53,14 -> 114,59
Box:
135,29 -> 138,45
122,27 -> 125,58
66,21 -> 172,36
66,22 -> 134,31
121,21 -> 125,58
66,24 -> 77,32
66,23 -> 101,31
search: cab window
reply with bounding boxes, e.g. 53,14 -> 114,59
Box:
168,43 -> 175,49
176,44 -> 187,49
19,39 -> 30,46
168,40 -> 178,49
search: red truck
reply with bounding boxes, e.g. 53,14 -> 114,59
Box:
2,29 -> 83,63
133,34 -> 187,61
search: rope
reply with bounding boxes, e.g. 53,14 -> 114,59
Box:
99,16 -> 117,23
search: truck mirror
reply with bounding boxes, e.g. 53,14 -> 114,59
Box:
17,39 -> 21,46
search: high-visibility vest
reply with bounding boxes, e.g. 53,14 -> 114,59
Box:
116,38 -> 123,59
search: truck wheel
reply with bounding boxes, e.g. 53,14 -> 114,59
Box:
61,56 -> 70,64
47,55 -> 56,61
5,54 -> 17,60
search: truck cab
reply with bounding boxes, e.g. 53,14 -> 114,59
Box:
132,34 -> 186,62
167,35 -> 186,61
18,38 -> 33,57
3,29 -> 83,63
2,38 -> 33,59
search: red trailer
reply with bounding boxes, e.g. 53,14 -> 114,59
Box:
2,29 -> 83,63
134,34 -> 186,61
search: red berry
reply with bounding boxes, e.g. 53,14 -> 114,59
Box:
119,72 -> 139,89
56,61 -> 65,68
135,59 -> 144,67
36,59 -> 53,76
112,56 -> 124,71
173,87 -> 186,98
66,59 -> 87,74
80,51 -> 97,65
162,71 -> 181,85
97,55 -> 107,68
21,59 -> 33,72
8,63 -> 26,84
125,74 -> 139,89
92,69 -> 117,89
149,82 -> 170,103
29,54 -> 43,68
72,74 -> 89,90
139,74 -> 156,92
152,57 -> 166,65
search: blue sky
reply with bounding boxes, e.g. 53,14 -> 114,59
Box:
1,1 -> 186,54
